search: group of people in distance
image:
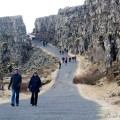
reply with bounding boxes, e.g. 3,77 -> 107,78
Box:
58,47 -> 77,69
59,48 -> 69,55
58,56 -> 76,69
62,56 -> 76,64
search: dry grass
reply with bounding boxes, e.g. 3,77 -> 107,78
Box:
20,82 -> 29,92
106,62 -> 120,82
20,65 -> 56,92
73,69 -> 105,85
0,62 -> 57,94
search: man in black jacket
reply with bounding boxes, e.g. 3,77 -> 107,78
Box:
8,69 -> 22,106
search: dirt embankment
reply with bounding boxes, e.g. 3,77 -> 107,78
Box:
74,55 -> 120,119
0,68 -> 59,104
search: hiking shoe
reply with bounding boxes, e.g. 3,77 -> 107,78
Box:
11,103 -> 14,106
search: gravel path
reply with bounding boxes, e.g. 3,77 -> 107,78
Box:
0,41 -> 100,120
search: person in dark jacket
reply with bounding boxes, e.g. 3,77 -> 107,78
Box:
8,69 -> 22,107
28,72 -> 42,106
58,61 -> 61,69
65,58 -> 68,65
69,57 -> 71,62
66,49 -> 68,54
62,50 -> 64,55
59,49 -> 62,55
62,57 -> 65,63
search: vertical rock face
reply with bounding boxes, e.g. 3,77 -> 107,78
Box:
34,0 -> 120,71
0,15 -> 31,64
34,15 -> 57,44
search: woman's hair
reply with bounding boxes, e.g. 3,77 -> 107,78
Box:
32,71 -> 38,77
34,72 -> 38,74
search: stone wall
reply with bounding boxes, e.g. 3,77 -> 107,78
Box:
34,0 -> 120,72
0,15 -> 31,64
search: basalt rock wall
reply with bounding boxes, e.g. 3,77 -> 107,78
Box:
34,0 -> 120,72
34,15 -> 57,44
0,15 -> 32,64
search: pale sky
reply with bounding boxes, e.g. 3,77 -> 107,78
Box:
0,0 -> 85,33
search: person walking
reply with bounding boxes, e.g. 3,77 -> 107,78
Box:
46,41 -> 48,46
62,50 -> 64,55
69,57 -> 71,62
65,57 -> 68,65
43,41 -> 45,47
62,57 -> 65,63
28,72 -> 42,106
8,68 -> 22,107
58,61 -> 61,69
64,48 -> 66,53
65,59 -> 67,65
72,56 -> 74,62
66,48 -> 68,54
59,49 -> 62,55
74,56 -> 77,62
66,57 -> 68,62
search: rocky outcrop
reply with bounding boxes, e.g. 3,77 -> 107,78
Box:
23,46 -> 59,73
0,15 -> 31,64
34,15 -> 57,44
34,0 -> 120,75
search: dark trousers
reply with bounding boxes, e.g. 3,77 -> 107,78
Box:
59,64 -> 61,69
31,92 -> 38,105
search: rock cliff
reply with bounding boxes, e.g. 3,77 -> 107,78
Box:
0,15 -> 59,80
0,15 -> 31,64
34,0 -> 120,77
34,15 -> 57,44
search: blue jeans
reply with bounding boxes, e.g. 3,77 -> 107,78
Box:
11,89 -> 20,105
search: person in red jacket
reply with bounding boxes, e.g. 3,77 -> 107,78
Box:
72,56 -> 74,62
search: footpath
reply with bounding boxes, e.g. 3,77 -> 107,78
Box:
0,41 -> 100,120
